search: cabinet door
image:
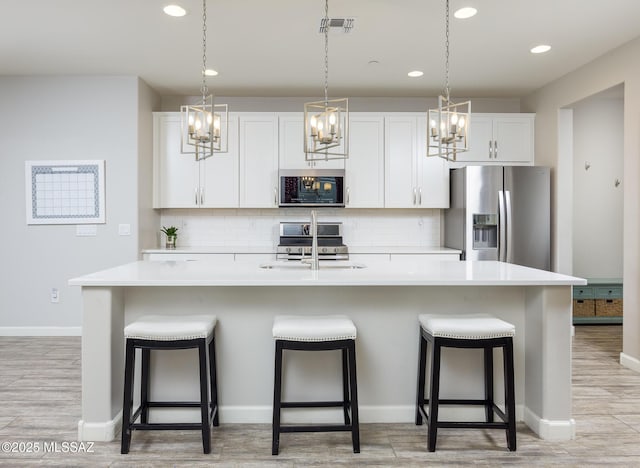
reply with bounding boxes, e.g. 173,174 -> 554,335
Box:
278,113 -> 345,169
200,115 -> 239,208
493,116 -> 534,163
385,115 -> 419,208
455,114 -> 493,163
153,113 -> 199,208
345,114 -> 384,208
416,116 -> 449,208
239,113 -> 279,208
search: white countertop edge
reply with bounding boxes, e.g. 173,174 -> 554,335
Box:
69,260 -> 587,287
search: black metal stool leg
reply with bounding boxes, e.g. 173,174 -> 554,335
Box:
504,339 -> 517,451
347,341 -> 360,453
416,331 -> 427,425
484,346 -> 494,423
198,339 -> 211,454
427,339 -> 441,452
342,348 -> 351,425
272,341 -> 283,456
209,336 -> 219,427
141,348 -> 150,424
120,339 -> 136,454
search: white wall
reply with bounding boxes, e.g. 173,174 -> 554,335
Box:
572,89 -> 624,278
522,36 -> 640,368
0,76 -> 159,333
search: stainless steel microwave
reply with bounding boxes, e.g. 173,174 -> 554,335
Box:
279,169 -> 345,207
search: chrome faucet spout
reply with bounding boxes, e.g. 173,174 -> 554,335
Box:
310,210 -> 319,270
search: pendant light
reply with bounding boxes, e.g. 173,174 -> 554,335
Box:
180,0 -> 228,160
427,0 -> 470,161
303,0 -> 349,161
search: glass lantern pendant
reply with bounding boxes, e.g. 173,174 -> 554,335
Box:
304,98 -> 349,159
181,97 -> 228,160
303,0 -> 349,161
427,95 -> 470,161
180,0 -> 228,161
427,0 -> 471,162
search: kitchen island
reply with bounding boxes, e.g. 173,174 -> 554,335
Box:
69,260 -> 585,443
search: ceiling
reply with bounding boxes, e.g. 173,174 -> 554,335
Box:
2,0 -> 640,98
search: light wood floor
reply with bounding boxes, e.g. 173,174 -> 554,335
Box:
1,325 -> 639,466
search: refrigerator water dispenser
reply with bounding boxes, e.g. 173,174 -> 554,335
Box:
472,214 -> 498,249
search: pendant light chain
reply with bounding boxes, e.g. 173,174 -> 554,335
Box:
201,0 -> 208,104
444,0 -> 450,101
324,0 -> 330,104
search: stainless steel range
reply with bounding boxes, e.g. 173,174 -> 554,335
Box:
276,221 -> 348,261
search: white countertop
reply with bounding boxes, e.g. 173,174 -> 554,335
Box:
69,259 -> 585,287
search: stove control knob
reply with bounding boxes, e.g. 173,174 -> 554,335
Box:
286,247 -> 291,253
322,247 -> 328,253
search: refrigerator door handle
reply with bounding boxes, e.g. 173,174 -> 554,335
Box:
505,190 -> 513,263
498,190 -> 507,262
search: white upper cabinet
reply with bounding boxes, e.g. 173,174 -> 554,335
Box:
385,114 -> 449,208
278,113 -> 345,169
346,114 -> 385,208
455,113 -> 534,164
153,112 -> 239,208
239,113 -> 279,208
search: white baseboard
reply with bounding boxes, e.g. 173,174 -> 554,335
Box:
620,352 -> 640,373
0,326 -> 82,336
523,407 -> 575,441
78,412 -> 122,442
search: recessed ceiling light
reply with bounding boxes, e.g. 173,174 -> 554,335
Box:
408,71 -> 424,78
531,44 -> 551,54
454,7 -> 477,19
204,69 -> 218,76
163,5 -> 186,17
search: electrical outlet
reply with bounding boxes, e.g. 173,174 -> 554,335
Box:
51,288 -> 59,303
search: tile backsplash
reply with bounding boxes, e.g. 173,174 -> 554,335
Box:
159,209 -> 442,248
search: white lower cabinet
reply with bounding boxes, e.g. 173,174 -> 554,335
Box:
384,114 -> 449,208
239,113 -> 279,208
143,253 -> 235,263
153,112 -> 239,208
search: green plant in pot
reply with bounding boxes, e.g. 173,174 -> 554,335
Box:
161,226 -> 179,249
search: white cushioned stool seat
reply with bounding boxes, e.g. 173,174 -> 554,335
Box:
125,314 -> 217,341
273,315 -> 357,342
418,314 -> 515,340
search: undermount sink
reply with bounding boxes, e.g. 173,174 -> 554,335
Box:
259,261 -> 366,270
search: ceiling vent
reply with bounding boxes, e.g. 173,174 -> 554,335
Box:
319,17 -> 355,34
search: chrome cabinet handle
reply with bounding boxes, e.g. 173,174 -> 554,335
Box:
413,188 -> 417,205
274,187 -> 278,206
200,187 -> 204,205
346,187 -> 350,204
489,141 -> 493,158
195,187 -> 199,205
418,187 -> 422,205
494,140 -> 498,159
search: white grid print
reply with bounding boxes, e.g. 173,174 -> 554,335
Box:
25,160 -> 105,225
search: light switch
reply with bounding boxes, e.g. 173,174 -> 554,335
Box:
118,224 -> 131,236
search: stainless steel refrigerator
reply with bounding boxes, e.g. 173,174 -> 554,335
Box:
444,166 -> 551,271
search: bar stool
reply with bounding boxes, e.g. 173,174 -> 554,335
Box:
415,314 -> 516,452
271,314 -> 360,455
120,314 -> 218,454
